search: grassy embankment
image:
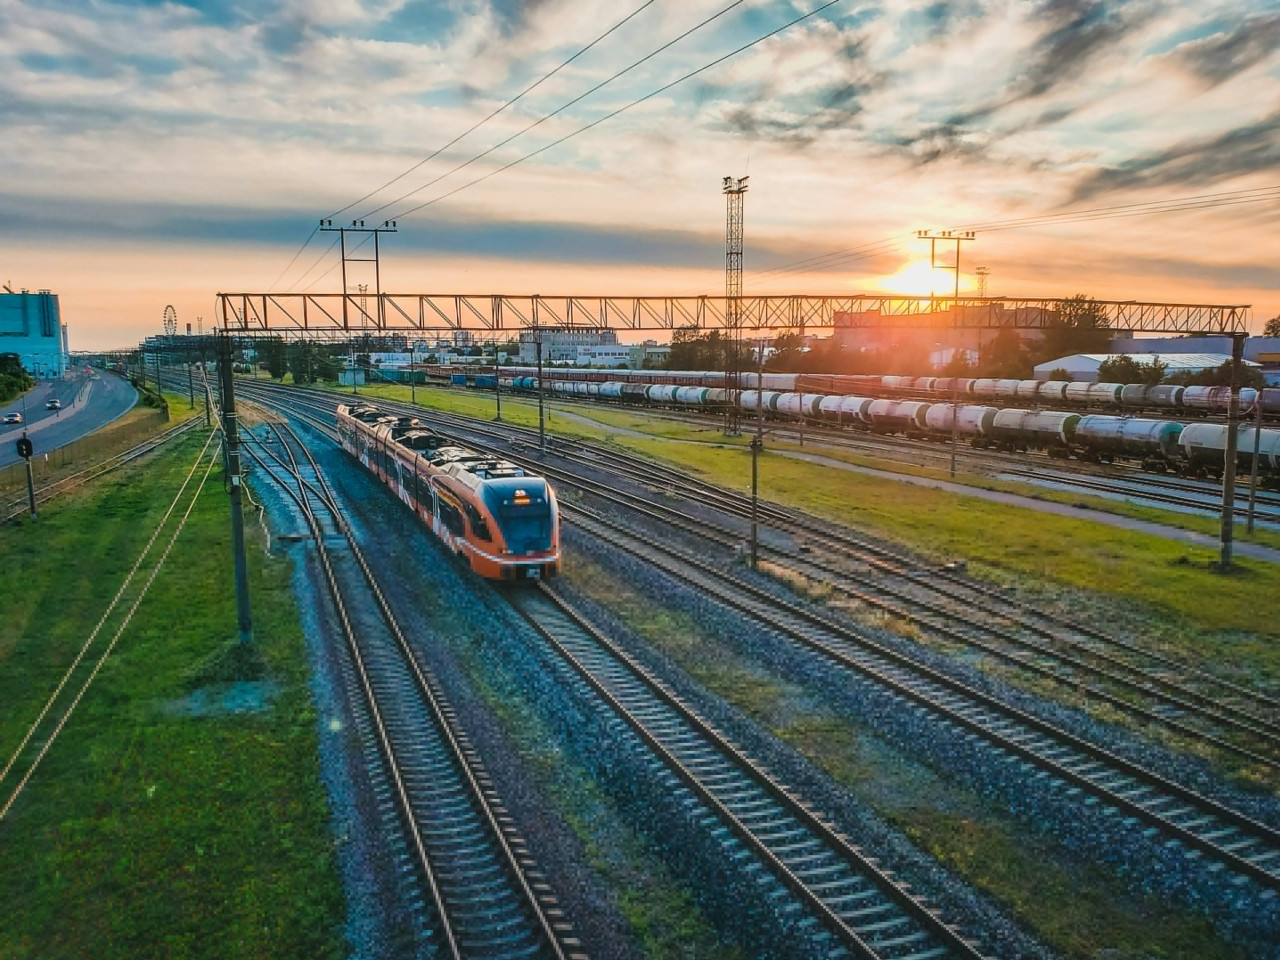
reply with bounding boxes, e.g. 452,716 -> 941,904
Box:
343,382 -> 1280,645
566,555 -> 1251,960
0,430 -> 344,960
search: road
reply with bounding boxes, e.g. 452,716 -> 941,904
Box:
0,372 -> 138,469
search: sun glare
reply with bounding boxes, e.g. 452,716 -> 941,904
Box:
874,260 -> 959,297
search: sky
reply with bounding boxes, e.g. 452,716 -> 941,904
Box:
2,0 -> 1279,349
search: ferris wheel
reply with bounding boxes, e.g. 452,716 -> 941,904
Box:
163,304 -> 177,337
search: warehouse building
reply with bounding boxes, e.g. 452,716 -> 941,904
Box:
1032,352 -> 1260,382
0,288 -> 68,378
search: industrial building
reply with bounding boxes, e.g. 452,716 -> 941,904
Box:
518,326 -> 617,363
1032,353 -> 1260,383
0,289 -> 68,378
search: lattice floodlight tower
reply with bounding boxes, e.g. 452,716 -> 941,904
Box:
723,175 -> 748,435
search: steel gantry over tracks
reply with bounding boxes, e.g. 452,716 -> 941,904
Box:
216,293 -> 1250,337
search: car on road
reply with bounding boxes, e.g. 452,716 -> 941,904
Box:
46,399 -> 61,410
3,412 -> 21,423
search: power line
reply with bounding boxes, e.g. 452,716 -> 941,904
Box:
361,0 -> 753,221
270,1 -> 659,292
744,185 -> 1280,286
388,0 -> 849,223
335,0 -> 661,221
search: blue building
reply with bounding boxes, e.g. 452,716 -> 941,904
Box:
0,289 -> 68,378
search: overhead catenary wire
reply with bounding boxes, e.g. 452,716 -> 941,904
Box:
0,438 -> 222,821
361,0 -> 755,221
387,0 -> 849,223
269,0 -> 659,291
338,0 -> 660,221
741,184 -> 1280,286
0,428 -> 220,792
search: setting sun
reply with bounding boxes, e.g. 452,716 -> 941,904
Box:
873,260 -> 968,298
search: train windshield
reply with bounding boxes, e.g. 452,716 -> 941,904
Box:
484,481 -> 553,554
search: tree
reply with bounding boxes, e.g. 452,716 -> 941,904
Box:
1095,354 -> 1165,385
1264,315 -> 1280,338
977,329 -> 1031,378
258,338 -> 287,380
1166,361 -> 1264,388
1039,295 -> 1111,362
1046,367 -> 1073,381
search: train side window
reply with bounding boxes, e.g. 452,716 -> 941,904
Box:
464,503 -> 491,541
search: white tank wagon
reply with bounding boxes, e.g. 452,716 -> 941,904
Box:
993,378 -> 1023,398
932,377 -> 977,397
774,392 -> 822,418
598,381 -> 625,399
970,378 -> 1000,399
989,409 -> 1082,453
1014,380 -> 1042,401
1036,381 -> 1069,403
644,384 -> 681,403
674,386 -> 712,405
740,390 -> 785,414
1180,423 -> 1280,477
1061,382 -> 1093,404
1074,416 -> 1184,465
880,375 -> 914,391
911,377 -> 938,392
815,394 -> 875,424
1263,388 -> 1280,414
1087,382 -> 1125,404
704,388 -> 731,405
867,399 -> 931,432
924,404 -> 999,440
1182,386 -> 1259,411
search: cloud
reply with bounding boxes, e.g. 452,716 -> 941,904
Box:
1070,110 -> 1280,199
1172,13 -> 1280,89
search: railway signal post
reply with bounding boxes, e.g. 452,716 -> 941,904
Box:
16,434 -> 35,519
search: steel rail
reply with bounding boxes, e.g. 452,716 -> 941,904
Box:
236,382 -> 1280,728
237,384 -> 1280,753
243,414 -> 578,960
558,502 -> 1280,893
514,584 -> 989,960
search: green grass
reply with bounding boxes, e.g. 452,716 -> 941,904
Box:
614,435 -> 1280,640
0,432 -> 344,960
565,553 -> 1250,960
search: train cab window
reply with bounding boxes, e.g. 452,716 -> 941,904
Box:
464,503 -> 492,541
438,498 -> 466,537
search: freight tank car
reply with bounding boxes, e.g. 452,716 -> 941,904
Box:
1074,416 -> 1183,468
337,404 -> 560,580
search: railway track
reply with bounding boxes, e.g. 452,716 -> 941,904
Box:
506,389 -> 1280,515
513,585 -> 990,959
282,387 -> 1280,766
555,501 -> 1280,894
236,382 -> 1280,770
236,384 -> 1017,959
3,418 -> 203,522
242,414 -> 584,960
233,382 -> 1280,941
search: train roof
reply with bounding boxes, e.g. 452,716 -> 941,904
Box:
342,401 -> 544,488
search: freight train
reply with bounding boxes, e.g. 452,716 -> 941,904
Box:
473,375 -> 1280,482
444,365 -> 1279,416
337,403 -> 560,580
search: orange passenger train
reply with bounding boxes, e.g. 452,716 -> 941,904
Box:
336,403 -> 560,581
